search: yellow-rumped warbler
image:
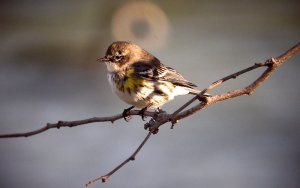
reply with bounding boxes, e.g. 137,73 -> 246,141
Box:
98,41 -> 201,119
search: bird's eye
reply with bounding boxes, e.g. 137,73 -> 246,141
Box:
115,55 -> 122,61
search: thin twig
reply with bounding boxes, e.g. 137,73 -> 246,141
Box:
170,62 -> 267,118
85,132 -> 152,186
172,42 -> 300,122
0,110 -> 156,138
146,43 -> 300,132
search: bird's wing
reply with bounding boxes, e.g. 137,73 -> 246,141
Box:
131,60 -> 197,89
161,66 -> 197,88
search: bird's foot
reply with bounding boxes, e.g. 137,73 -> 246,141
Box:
122,106 -> 135,122
138,107 -> 148,121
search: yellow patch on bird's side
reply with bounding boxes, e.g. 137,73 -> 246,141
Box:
124,69 -> 145,92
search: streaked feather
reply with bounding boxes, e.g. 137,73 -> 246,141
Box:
130,60 -> 198,91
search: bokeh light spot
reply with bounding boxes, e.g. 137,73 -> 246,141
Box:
111,1 -> 169,48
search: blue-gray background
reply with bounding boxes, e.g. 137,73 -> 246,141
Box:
0,1 -> 299,188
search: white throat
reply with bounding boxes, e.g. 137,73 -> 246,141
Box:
105,62 -> 120,72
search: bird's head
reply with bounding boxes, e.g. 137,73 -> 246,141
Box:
98,41 -> 154,72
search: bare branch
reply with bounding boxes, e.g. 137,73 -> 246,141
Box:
0,42 -> 299,184
85,43 -> 299,183
172,42 -> 300,122
85,132 -> 152,185
1,43 -> 298,139
0,111 -> 156,138
146,43 -> 300,132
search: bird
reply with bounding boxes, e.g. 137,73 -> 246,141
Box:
98,41 -> 203,120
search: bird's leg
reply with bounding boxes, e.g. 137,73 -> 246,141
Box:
122,106 -> 135,122
138,106 -> 149,121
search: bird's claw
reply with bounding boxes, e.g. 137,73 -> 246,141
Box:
122,106 -> 134,122
138,107 -> 148,121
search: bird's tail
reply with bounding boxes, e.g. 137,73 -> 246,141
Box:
173,86 -> 211,97
186,87 -> 211,97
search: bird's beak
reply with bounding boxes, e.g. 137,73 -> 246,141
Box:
97,56 -> 109,63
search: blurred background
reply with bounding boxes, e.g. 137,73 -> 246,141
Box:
0,0 -> 299,188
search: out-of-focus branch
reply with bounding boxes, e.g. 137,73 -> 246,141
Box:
0,42 -> 299,184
